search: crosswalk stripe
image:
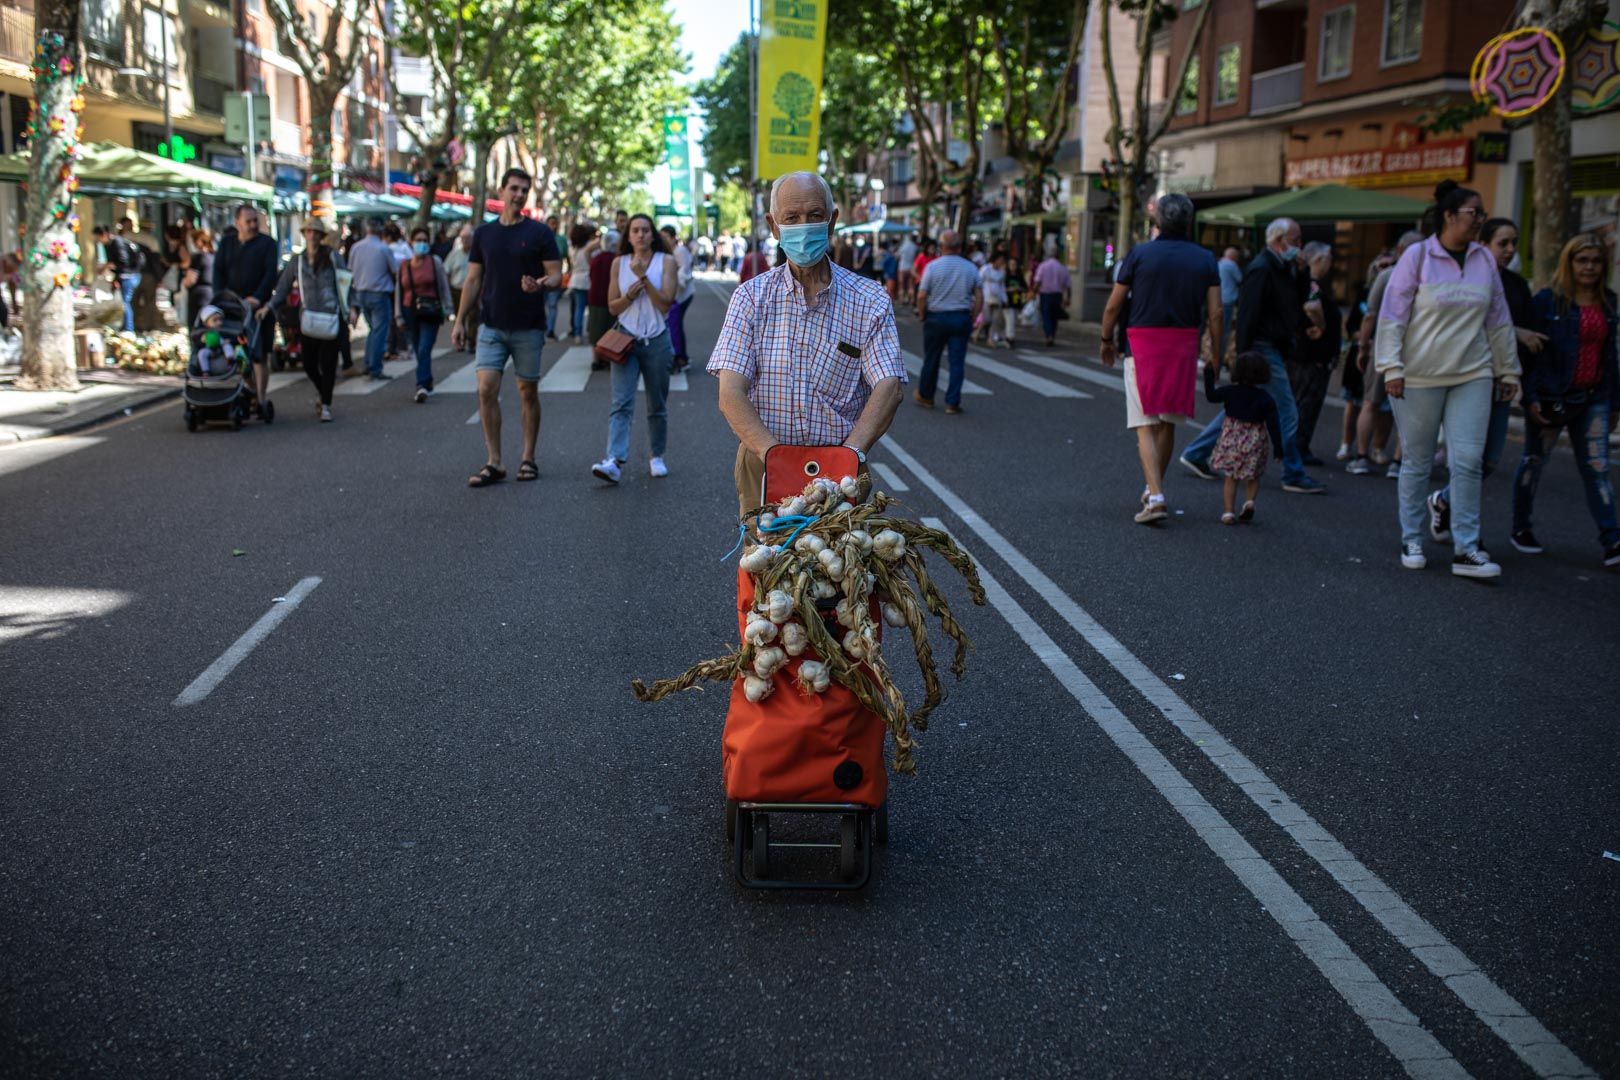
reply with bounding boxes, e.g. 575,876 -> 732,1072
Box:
870,461 -> 909,492
333,359 -> 414,395
1016,350 -> 1125,393
436,359 -> 482,394
644,370 -> 689,393
538,346 -> 592,392
900,351 -> 993,395
965,350 -> 1091,398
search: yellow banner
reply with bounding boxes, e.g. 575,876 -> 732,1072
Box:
756,0 -> 828,180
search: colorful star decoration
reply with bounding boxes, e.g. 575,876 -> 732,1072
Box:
1571,22 -> 1620,113
1471,28 -> 1566,119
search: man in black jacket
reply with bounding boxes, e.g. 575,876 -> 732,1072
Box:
93,224 -> 143,332
214,204 -> 280,409
1179,216 -> 1326,494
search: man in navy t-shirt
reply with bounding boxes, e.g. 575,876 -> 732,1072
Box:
451,167 -> 562,487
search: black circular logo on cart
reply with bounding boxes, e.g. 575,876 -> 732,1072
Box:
833,761 -> 863,791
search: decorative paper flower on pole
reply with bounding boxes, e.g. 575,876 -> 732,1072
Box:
22,29 -> 86,294
1471,28 -> 1567,119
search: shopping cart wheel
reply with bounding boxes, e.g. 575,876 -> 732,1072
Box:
875,804 -> 889,846
262,399 -> 275,424
184,407 -> 198,432
725,800 -> 738,844
839,814 -> 859,880
751,813 -> 771,878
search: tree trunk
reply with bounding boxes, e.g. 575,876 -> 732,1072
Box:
466,138 -> 490,230
19,0 -> 82,392
1113,182 -> 1137,264
307,88 -> 338,196
1530,86 -> 1573,292
413,153 -> 447,231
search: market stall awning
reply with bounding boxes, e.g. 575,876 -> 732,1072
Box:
1197,183 -> 1429,227
0,141 -> 275,207
328,190 -> 419,218
390,181 -> 505,215
1006,212 -> 1066,228
836,219 -> 914,236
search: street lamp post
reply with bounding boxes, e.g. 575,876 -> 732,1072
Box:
118,20 -> 173,148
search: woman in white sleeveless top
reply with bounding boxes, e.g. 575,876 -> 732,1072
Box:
592,214 -> 678,483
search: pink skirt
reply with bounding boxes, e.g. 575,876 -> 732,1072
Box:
1210,417 -> 1271,480
1125,327 -> 1200,418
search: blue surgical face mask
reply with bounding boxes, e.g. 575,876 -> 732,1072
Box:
1280,245 -> 1300,263
413,241 -> 430,257
776,221 -> 830,267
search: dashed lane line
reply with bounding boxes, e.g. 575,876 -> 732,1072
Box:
869,461 -> 909,492
173,577 -> 321,707
925,517 -> 1467,1080
892,444 -> 1594,1080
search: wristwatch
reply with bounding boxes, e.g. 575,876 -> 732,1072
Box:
842,444 -> 867,465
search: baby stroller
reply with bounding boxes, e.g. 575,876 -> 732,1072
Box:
182,291 -> 273,430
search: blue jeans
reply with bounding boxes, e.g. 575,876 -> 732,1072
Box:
569,290 -> 587,337
356,290 -> 393,375
1513,397 -> 1619,546
920,310 -> 972,407
1221,301 -> 1236,358
118,273 -> 141,332
1391,378 -> 1491,554
608,330 -> 672,461
1038,292 -> 1062,341
404,312 -> 440,390
1436,398 -> 1513,505
543,289 -> 560,336
1186,342 -> 1307,484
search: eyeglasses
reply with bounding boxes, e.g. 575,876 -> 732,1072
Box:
1458,207 -> 1488,218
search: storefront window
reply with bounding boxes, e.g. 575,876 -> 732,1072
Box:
1382,0 -> 1422,65
1320,7 -> 1354,81
81,0 -> 124,59
1216,45 -> 1240,106
1178,56 -> 1199,115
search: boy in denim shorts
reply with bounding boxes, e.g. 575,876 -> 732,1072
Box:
451,167 -> 562,487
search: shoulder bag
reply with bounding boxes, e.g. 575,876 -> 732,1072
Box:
594,325 -> 634,365
298,258 -> 341,340
404,258 -> 444,322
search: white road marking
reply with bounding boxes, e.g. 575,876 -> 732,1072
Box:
173,577 -> 322,707
435,359 -> 483,394
1016,350 -> 1128,393
900,350 -> 993,395
962,351 -> 1091,398
642,370 -> 689,393
869,461 -> 909,492
892,444 -> 1595,1080
266,373 -> 304,393
0,436 -> 105,479
333,359 -> 414,395
922,518 -> 1466,1080
538,346 -> 593,392
0,585 -> 132,645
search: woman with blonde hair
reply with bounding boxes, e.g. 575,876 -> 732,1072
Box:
1512,233 -> 1619,566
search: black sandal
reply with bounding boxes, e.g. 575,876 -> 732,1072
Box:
515,460 -> 539,482
467,464 -> 507,488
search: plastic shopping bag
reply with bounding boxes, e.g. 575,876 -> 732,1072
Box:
1017,299 -> 1039,327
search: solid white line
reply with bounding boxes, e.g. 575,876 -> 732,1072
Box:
894,446 -> 1594,1080
923,518 -> 1466,1080
900,350 -> 993,395
174,577 -> 321,707
869,461 -> 909,492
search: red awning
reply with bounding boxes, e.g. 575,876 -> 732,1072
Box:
390,182 -> 506,214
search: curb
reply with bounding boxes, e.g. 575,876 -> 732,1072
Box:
0,384 -> 182,444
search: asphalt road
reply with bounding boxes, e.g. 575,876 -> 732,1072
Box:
2,273 -> 1616,1079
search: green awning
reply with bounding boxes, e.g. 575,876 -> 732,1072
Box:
836,219 -> 913,236
1198,183 -> 1429,227
1006,212 -> 1065,228
0,141 -> 275,207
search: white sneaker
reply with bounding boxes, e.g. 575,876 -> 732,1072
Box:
1401,541 -> 1426,570
319,405 -> 333,423
591,457 -> 621,484
1451,550 -> 1502,580
1335,442 -> 1352,461
414,387 -> 428,404
1386,461 -> 1402,479
649,456 -> 669,478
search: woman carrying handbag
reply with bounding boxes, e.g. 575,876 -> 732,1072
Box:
263,218 -> 348,423
590,214 -> 678,484
396,225 -> 454,403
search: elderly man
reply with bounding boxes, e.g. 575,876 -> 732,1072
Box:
346,218 -> 398,379
708,171 -> 907,515
914,230 -> 982,415
1179,216 -> 1326,494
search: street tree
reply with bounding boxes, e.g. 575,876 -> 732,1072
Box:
988,0 -> 1087,216
264,0 -> 377,198
1098,0 -> 1211,257
819,44 -> 904,216
389,0 -> 527,229
694,34 -> 751,188
18,0 -> 82,391
1521,0 -> 1609,288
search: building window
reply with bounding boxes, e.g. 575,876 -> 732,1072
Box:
82,0 -> 124,58
1177,55 -> 1199,115
141,6 -> 175,70
1320,7 -> 1354,81
1383,0 -> 1422,65
1215,45 -> 1240,106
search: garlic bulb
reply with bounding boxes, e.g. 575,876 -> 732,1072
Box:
835,597 -> 860,629
882,602 -> 907,628
738,545 -> 776,574
744,617 -> 778,646
763,589 -> 794,624
839,475 -> 860,498
816,548 -> 846,580
843,629 -> 871,661
812,580 -> 838,600
752,646 -> 787,678
757,512 -> 777,530
796,659 -> 831,694
780,621 -> 808,656
794,533 -> 826,555
872,529 -> 907,562
743,674 -> 774,703
780,496 -> 806,516
848,529 -> 874,553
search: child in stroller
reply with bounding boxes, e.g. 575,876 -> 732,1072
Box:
273,277 -> 303,370
182,292 -> 273,430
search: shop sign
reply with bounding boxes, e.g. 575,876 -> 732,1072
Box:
1285,138 -> 1471,189
1475,132 -> 1510,164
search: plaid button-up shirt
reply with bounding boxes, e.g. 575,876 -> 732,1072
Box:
707,262 -> 906,446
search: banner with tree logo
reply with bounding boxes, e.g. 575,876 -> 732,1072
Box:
663,115 -> 693,215
756,0 -> 828,180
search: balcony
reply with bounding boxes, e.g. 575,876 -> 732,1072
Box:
193,76 -> 231,115
1250,62 -> 1303,116
0,3 -> 33,65
272,118 -> 305,156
